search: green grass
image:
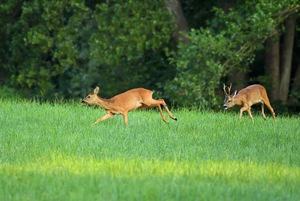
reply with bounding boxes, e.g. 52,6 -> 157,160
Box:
0,99 -> 299,201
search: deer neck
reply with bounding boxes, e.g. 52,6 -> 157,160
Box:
96,96 -> 113,109
233,94 -> 244,106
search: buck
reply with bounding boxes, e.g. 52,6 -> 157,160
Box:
82,86 -> 177,126
223,84 -> 276,122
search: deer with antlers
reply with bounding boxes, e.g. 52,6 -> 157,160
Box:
82,86 -> 177,126
223,84 -> 276,122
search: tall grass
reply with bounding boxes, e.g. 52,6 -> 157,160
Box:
0,99 -> 299,201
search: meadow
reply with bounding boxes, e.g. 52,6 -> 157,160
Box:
0,99 -> 299,201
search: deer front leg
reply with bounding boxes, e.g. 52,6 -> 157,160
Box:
239,107 -> 245,122
94,112 -> 114,125
239,105 -> 253,122
122,112 -> 129,127
246,108 -> 254,123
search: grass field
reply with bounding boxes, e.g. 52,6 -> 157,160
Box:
0,99 -> 299,201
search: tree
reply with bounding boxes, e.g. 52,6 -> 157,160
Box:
279,14 -> 297,101
166,0 -> 189,44
263,5 -> 300,103
1,0 -> 299,112
1,1 -> 89,97
164,0 -> 300,108
264,36 -> 280,101
80,0 -> 174,98
0,0 -> 174,99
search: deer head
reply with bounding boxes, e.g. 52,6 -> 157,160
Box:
223,84 -> 237,109
82,86 -> 100,105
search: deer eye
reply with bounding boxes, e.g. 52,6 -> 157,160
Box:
87,95 -> 91,98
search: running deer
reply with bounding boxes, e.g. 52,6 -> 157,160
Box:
82,86 -> 177,126
223,84 -> 276,122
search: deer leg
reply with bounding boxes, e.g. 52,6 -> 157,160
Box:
141,102 -> 168,123
246,108 -> 254,123
266,104 -> 276,122
157,104 -> 168,123
141,101 -> 168,123
239,107 -> 245,122
142,99 -> 177,122
94,112 -> 114,125
261,103 -> 266,120
122,112 -> 129,127
153,99 -> 177,121
262,99 -> 276,122
160,101 -> 177,121
240,105 -> 253,122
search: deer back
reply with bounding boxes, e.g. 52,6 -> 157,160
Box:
236,84 -> 267,105
109,88 -> 153,112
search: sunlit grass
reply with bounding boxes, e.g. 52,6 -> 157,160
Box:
2,155 -> 299,182
0,99 -> 299,201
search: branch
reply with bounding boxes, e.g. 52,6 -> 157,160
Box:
273,4 -> 300,21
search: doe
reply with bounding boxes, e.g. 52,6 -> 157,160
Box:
82,86 -> 177,126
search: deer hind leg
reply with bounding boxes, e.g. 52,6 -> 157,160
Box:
262,98 -> 276,122
158,99 -> 177,121
261,102 -> 267,120
94,111 -> 114,125
157,104 -> 168,123
142,99 -> 177,123
141,101 -> 168,123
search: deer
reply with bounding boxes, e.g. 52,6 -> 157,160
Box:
82,86 -> 177,126
223,84 -> 276,123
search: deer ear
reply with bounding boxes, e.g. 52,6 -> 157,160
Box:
94,86 -> 99,95
233,90 -> 237,97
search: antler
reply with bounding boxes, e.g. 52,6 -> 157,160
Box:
223,84 -> 228,95
223,83 -> 232,95
228,83 -> 232,95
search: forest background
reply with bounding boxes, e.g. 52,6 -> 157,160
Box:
0,0 -> 299,113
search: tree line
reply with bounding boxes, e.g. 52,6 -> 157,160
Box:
0,0 -> 299,112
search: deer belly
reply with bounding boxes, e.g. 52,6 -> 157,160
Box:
124,101 -> 143,112
134,101 -> 143,109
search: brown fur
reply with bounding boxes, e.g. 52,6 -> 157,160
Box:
82,87 -> 177,126
223,84 -> 276,122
